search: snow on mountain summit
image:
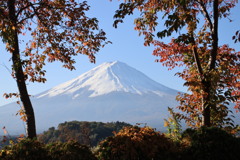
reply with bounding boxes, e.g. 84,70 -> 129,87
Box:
37,61 -> 178,98
1,61 -> 239,134
0,61 -> 182,134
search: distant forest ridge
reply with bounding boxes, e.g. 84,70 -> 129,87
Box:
38,121 -> 132,146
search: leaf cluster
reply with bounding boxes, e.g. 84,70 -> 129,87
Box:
0,0 -> 110,83
96,126 -> 178,160
164,107 -> 182,142
0,139 -> 96,160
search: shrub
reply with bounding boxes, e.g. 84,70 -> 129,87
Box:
0,138 -> 49,160
46,140 -> 97,160
96,126 -> 178,160
0,139 -> 97,160
181,127 -> 240,160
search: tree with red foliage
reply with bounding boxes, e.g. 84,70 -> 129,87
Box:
113,0 -> 240,128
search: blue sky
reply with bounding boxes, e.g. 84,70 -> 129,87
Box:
0,1 -> 239,107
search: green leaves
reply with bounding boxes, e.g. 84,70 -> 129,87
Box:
164,107 -> 182,142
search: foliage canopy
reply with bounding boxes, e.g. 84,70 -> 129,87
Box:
0,0 -> 109,138
113,0 -> 240,128
38,121 -> 131,146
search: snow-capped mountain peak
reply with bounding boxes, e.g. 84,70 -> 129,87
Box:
37,61 -> 177,98
1,61 -> 238,134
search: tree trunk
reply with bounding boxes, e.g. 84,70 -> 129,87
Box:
203,105 -> 211,127
8,0 -> 37,139
202,80 -> 211,127
201,0 -> 219,127
202,99 -> 211,127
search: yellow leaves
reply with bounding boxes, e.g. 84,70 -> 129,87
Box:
17,107 -> 27,122
164,120 -> 170,127
115,126 -> 160,141
39,55 -> 46,62
10,100 -> 28,122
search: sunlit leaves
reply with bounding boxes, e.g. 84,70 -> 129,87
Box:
0,0 -> 109,83
114,0 -> 240,128
0,1 -> 109,138
174,45 -> 240,127
2,92 -> 28,122
16,106 -> 27,122
97,126 -> 176,160
164,107 -> 182,141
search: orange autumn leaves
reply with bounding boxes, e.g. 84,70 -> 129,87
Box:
114,0 -> 240,128
0,0 -> 109,83
97,126 -> 175,160
0,0 -> 109,138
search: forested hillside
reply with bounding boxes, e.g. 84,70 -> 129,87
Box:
38,121 -> 131,146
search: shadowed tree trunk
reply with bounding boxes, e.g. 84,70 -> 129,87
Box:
202,81 -> 211,127
8,0 -> 37,139
202,0 -> 219,127
2,0 -> 108,139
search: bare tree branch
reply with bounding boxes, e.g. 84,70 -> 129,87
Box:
197,0 -> 213,31
190,33 -> 204,78
209,0 -> 219,70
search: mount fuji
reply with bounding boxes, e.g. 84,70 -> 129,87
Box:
0,61 -> 180,134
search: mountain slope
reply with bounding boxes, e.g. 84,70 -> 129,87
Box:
37,61 -> 178,98
0,61 -> 180,134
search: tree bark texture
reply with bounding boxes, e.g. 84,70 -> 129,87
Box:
202,81 -> 211,127
8,0 -> 37,139
201,0 -> 219,127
